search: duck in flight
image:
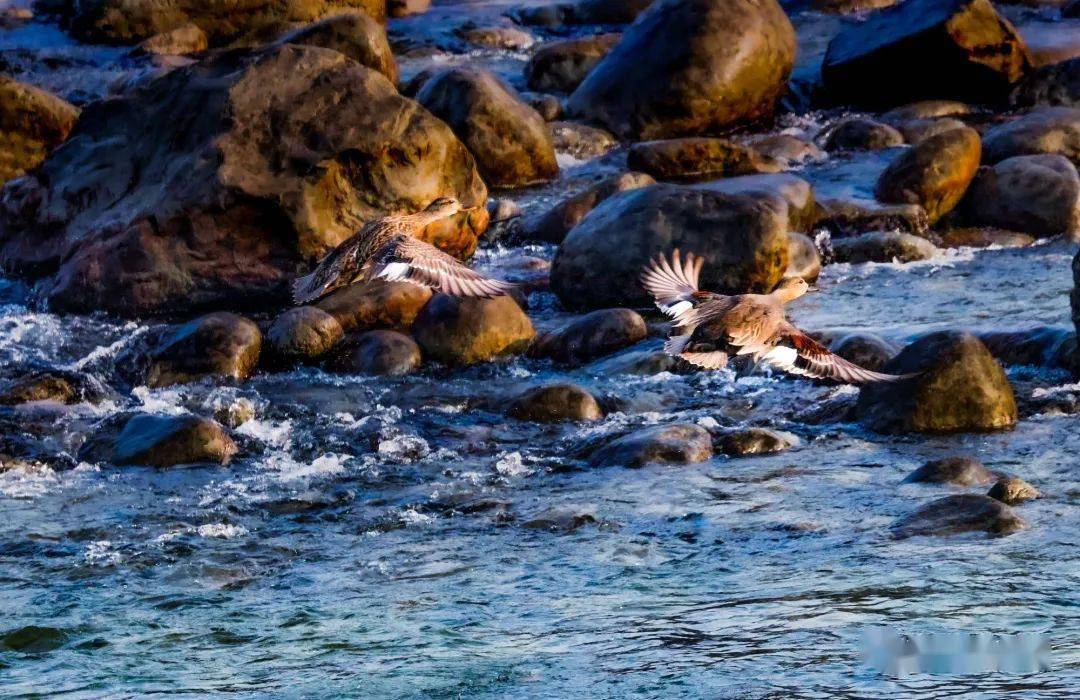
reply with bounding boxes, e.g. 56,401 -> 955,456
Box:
641,249 -> 906,384
292,197 -> 514,304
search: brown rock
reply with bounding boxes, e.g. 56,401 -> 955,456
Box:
813,198 -> 930,237
891,494 -> 1026,538
875,126 -> 981,224
315,278 -> 432,332
831,333 -> 899,371
388,0 -> 429,17
881,100 -> 973,122
716,427 -> 798,456
524,34 -> 620,93
745,133 -> 825,166
458,25 -> 535,51
79,413 -> 236,467
589,423 -> 713,467
698,173 -> 817,233
831,231 -> 939,263
508,383 -> 603,422
786,232 -> 821,283
327,330 -> 421,375
627,138 -> 783,181
521,92 -> 563,121
145,312 -> 262,388
0,369 -> 104,406
276,11 -> 397,83
549,120 -> 619,159
133,23 -> 208,56
937,227 -> 1035,248
981,106 -> 1080,165
961,154 -> 1080,238
824,118 -> 904,151
893,117 -> 969,145
411,294 -> 535,365
266,306 -> 344,361
988,476 -> 1040,504
529,308 -> 647,365
903,456 -> 995,486
1011,57 -> 1080,108
0,77 -> 79,186
520,172 -> 655,244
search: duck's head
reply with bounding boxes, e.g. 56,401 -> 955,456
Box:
773,276 -> 812,302
425,196 -> 463,218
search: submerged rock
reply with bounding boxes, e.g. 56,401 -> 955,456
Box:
981,107 -> 1079,165
831,333 -> 899,371
328,330 -> 422,376
508,383 -> 603,422
855,331 -> 1017,433
987,476 -> 1040,505
524,34 -> 620,94
961,154 -> 1080,238
716,427 -> 798,456
145,313 -> 262,388
903,456 -> 995,486
276,11 -> 397,83
0,45 -> 485,316
266,306 -> 344,362
627,138 -> 782,181
529,308 -> 647,365
821,0 -> 1030,108
0,77 -> 79,186
520,172 -> 655,244
830,231 -> 939,263
411,295 -> 535,365
589,423 -> 713,467
0,369 -> 105,406
417,67 -> 558,188
891,494 -> 1026,538
521,92 -> 563,121
521,506 -> 599,533
823,118 -> 904,151
875,126 -> 981,224
586,348 -> 679,375
548,120 -> 619,159
813,198 -> 930,237
315,279 -> 432,332
80,413 -> 237,467
937,227 -> 1035,248
551,184 -> 789,310
566,0 -> 796,140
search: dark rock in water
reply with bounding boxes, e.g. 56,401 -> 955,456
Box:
981,106 -> 1080,164
514,0 -> 654,26
214,398 -> 255,428
903,456 -> 995,486
417,67 -> 557,188
266,306 -> 344,362
716,427 -> 797,456
823,118 -> 904,151
589,423 -> 713,467
813,198 -> 930,237
811,0 -> 899,13
0,369 -> 105,406
893,117 -> 969,145
0,625 -> 70,653
521,92 -> 563,121
1011,57 -> 1079,108
960,154 -> 1080,238
831,333 -> 899,371
508,383 -> 603,422
276,11 -> 397,83
0,45 -> 485,316
551,184 -> 789,311
0,77 -> 79,186
1073,250 -> 1080,375
132,23 -> 208,57
831,232 -> 939,263
457,25 -> 535,51
389,0 -> 429,17
68,0 -> 387,44
627,138 -> 782,181
79,413 -> 237,467
821,0 -> 1030,109
745,133 -> 825,167
487,198 -> 522,224
875,126 -> 981,224
978,326 -> 1077,369
567,0 -> 796,140
398,67 -> 435,97
524,34 -> 620,94
529,308 -> 647,365
145,313 -> 262,388
586,348 -> 679,375
881,100 -> 973,122
937,227 -> 1034,248
520,172 -> 655,244
411,294 -> 535,365
549,120 -> 619,159
315,279 -> 432,332
786,232 -> 821,283
327,330 -> 421,376
521,506 -> 598,532
988,476 -> 1040,505
891,494 -> 1026,538
855,331 -> 1017,433
699,174 -> 817,233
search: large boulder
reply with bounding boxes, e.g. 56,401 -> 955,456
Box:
874,126 -> 981,224
524,34 -> 620,94
981,106 -> 1080,165
508,383 -> 603,422
589,423 -> 713,467
520,172 -> 655,243
0,77 -> 79,186
266,306 -> 344,362
416,68 -> 558,188
79,413 -> 237,467
276,11 -> 396,83
69,0 -> 388,45
529,308 -> 647,365
411,295 -> 535,365
960,154 -> 1080,238
1074,251 -> 1080,375
855,331 -> 1017,433
144,312 -> 262,388
698,174 -> 816,233
891,494 -> 1026,538
821,0 -> 1030,109
566,0 -> 796,140
0,45 -> 485,316
626,138 -> 782,181
315,278 -> 432,331
550,184 -> 789,311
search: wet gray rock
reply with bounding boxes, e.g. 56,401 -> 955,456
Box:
988,476 -> 1040,505
813,198 -> 930,237
698,174 -> 816,233
417,67 -> 558,188
276,11 -> 397,83
981,107 -> 1080,165
875,126 -> 982,225
831,231 -> 939,264
586,348 -> 679,375
521,172 -> 655,244
786,232 -> 821,283
855,331 -> 1017,434
824,118 -> 904,151
521,92 -> 563,121
831,333 -> 899,371
266,306 -> 344,362
79,413 -> 237,467
529,308 -> 647,365
521,506 -> 598,532
213,398 -> 255,428
745,133 -> 825,166
589,423 -> 713,467
524,34 -> 620,94
978,327 -> 1076,369
894,117 -> 970,145
145,313 -> 262,388
1011,57 -> 1079,108
822,0 -> 1030,109
411,295 -> 535,365
961,154 -> 1080,238
566,0 -> 796,140
549,120 -> 619,159
903,456 -> 995,486
937,227 -> 1035,248
457,25 -> 535,51
327,330 -> 421,376
627,138 -> 782,181
891,494 -> 1026,538
716,427 -> 798,456
881,100 -> 973,122
515,0 -> 655,26
551,184 -> 789,311
508,383 -> 603,422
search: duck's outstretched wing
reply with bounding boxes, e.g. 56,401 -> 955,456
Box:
640,248 -> 707,328
373,235 -> 514,298
292,235 -> 366,304
760,324 -> 911,384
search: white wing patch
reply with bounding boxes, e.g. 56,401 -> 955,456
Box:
377,262 -> 411,282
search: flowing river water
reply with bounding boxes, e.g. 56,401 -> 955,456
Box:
2,1 -> 1079,697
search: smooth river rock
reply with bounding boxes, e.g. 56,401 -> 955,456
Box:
529,308 -> 648,365
589,423 -> 713,467
520,172 -> 655,244
79,413 -> 237,467
891,494 -> 1026,538
276,11 -> 397,83
145,313 -> 262,388
508,383 -> 603,422
988,476 -> 1041,505
0,77 -> 78,186
1011,57 -> 1080,108
315,279 -> 432,332
411,294 -> 535,365
830,232 -> 939,264
716,427 -> 798,457
327,330 -> 422,376
824,118 -> 905,151
981,106 -> 1080,165
627,138 -> 782,181
266,306 -> 344,362
961,154 -> 1080,238
524,34 -> 620,94
874,126 -> 981,224
903,456 -> 995,486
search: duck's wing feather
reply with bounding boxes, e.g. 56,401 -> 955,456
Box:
640,249 -> 710,326
373,235 -> 514,298
759,323 -> 910,384
292,234 -> 368,304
